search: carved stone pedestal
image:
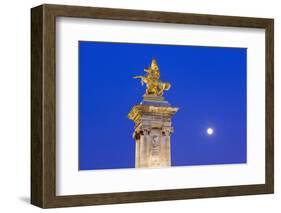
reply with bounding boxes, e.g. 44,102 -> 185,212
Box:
128,96 -> 178,168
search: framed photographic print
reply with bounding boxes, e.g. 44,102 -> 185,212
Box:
31,4 -> 274,208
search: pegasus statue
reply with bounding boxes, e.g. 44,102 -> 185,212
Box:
133,59 -> 171,97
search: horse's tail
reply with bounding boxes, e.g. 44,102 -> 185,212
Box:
162,82 -> 171,90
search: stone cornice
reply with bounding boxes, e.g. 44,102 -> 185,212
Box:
128,104 -> 179,124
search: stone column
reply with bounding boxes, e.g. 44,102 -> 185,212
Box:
160,128 -> 172,167
148,129 -> 161,167
135,136 -> 140,168
128,101 -> 178,169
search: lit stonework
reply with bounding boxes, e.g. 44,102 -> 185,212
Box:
128,59 -> 178,168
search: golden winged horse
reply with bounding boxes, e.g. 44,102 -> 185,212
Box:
133,59 -> 171,96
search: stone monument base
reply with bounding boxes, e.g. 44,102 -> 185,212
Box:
128,97 -> 178,168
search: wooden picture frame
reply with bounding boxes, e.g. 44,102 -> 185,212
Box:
31,4 -> 274,208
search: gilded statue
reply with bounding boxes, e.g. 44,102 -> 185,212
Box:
134,59 -> 171,96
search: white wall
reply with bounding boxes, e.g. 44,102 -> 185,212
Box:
0,0 -> 279,212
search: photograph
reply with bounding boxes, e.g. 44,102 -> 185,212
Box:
78,41 -> 247,170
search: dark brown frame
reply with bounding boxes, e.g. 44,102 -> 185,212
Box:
31,4 -> 274,208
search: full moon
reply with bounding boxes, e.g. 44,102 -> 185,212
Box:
207,128 -> 214,135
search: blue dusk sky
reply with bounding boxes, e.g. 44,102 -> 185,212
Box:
79,41 -> 247,170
